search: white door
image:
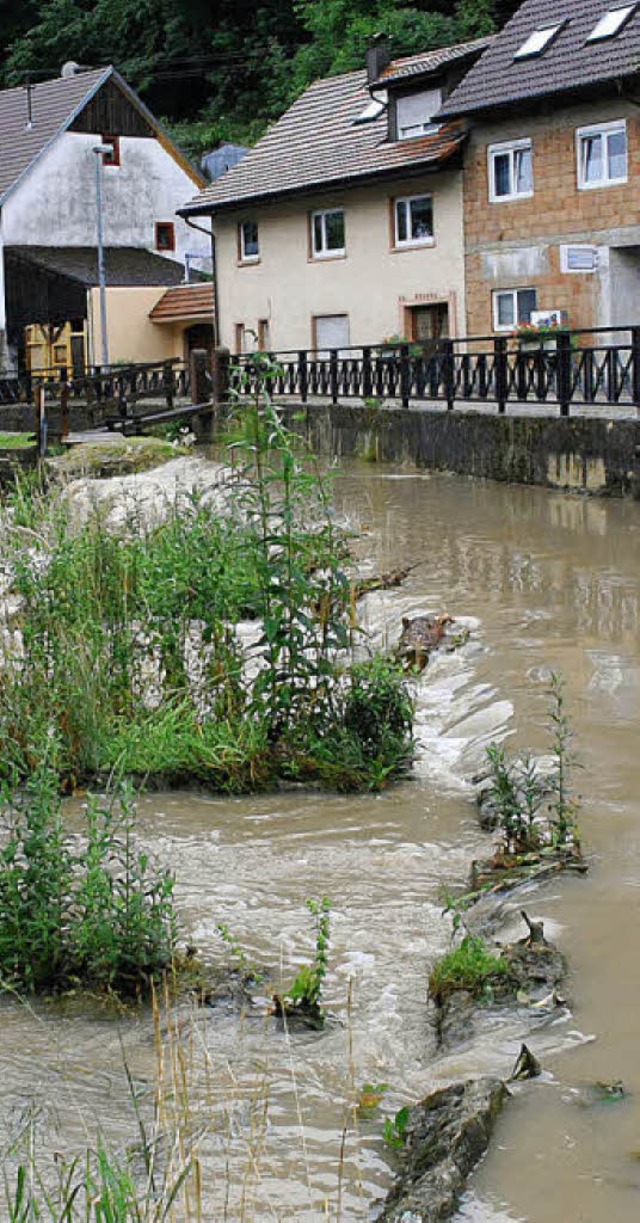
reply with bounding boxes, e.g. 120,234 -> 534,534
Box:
315,314 -> 350,358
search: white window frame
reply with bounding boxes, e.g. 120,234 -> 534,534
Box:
311,208 -> 346,259
393,194 -> 434,248
488,139 -> 534,202
587,5 -> 636,42
239,220 -> 259,263
576,120 -> 628,189
492,287 -> 538,331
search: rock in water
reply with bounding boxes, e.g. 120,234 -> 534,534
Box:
379,1077 -> 509,1221
395,614 -> 454,672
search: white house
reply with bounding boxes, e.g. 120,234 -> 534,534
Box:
0,65 -> 213,371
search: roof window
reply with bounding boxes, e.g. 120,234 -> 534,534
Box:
587,5 -> 636,41
354,90 -> 387,124
514,24 -> 564,59
396,88 -> 442,140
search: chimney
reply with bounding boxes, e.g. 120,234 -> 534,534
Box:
366,33 -> 391,85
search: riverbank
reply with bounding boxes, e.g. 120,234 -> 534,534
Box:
278,402 -> 640,497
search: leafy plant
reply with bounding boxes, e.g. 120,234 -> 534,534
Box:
428,935 -> 509,1007
382,1106 -> 410,1150
0,769 -> 176,998
276,897 -> 331,1026
547,672 -> 580,847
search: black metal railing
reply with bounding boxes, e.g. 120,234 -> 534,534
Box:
0,358 -> 191,413
230,327 -> 640,416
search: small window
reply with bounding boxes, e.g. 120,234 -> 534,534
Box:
514,24 -> 564,59
311,209 -> 345,258
587,5 -> 636,41
396,88 -> 442,140
101,134 -> 120,167
488,140 -> 533,201
155,222 -> 175,252
492,288 -> 538,331
239,220 -> 259,262
394,194 -> 434,247
560,244 -> 599,273
258,319 -> 271,350
577,120 -> 627,188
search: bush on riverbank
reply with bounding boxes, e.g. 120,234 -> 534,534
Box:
0,401 -> 413,794
0,770 -> 175,996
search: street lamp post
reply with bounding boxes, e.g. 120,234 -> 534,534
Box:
93,144 -> 112,368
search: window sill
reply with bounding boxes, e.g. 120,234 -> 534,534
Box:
578,177 -> 628,191
310,250 -> 346,261
489,191 -> 534,203
237,257 -> 261,267
391,239 -> 435,252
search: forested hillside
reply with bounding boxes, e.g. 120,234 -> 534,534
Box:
0,0 -> 520,157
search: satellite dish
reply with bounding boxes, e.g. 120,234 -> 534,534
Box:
61,61 -> 81,79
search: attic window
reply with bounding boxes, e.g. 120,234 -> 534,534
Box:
101,134 -> 120,167
514,24 -> 563,59
354,90 -> 387,124
587,5 -> 636,41
396,88 -> 442,140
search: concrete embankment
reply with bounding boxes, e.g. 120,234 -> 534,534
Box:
280,402 -> 640,497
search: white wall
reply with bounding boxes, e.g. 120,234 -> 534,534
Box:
214,172 -> 466,352
2,131 -> 210,265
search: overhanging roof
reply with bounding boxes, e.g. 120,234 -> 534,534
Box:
5,246 -> 186,287
440,0 -> 640,118
182,67 -> 467,216
149,283 -> 214,323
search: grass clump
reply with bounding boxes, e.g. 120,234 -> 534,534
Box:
0,768 -> 176,998
0,377 -> 413,796
428,935 -> 509,1008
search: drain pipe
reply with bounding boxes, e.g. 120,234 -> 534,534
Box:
183,213 -> 219,347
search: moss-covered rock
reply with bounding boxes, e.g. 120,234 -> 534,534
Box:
47,435 -> 188,480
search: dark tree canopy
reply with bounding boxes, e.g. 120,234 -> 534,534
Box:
2,0 -> 511,159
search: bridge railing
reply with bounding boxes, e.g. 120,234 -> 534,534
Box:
0,358 -> 191,412
229,327 -> 640,416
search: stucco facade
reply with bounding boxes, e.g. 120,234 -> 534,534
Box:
463,97 -> 640,335
214,171 -> 466,353
88,287 -> 185,365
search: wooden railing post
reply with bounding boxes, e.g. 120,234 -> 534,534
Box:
494,336 -> 508,414
362,346 -> 372,400
442,338 -> 455,410
632,327 -> 640,409
59,367 -> 70,441
299,350 -> 308,403
556,330 -> 572,417
190,348 -> 211,405
163,359 -> 175,410
211,346 -> 230,410
329,348 -> 339,405
399,343 -> 410,409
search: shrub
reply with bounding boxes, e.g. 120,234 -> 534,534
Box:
428,935 -> 509,1007
0,769 -> 176,997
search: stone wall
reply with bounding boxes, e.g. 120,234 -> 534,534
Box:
280,403 -> 640,497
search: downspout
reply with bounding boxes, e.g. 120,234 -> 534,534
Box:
184,213 -> 219,347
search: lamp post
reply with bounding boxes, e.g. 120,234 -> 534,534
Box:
93,144 -> 112,368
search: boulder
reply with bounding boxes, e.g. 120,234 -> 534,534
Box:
378,1077 -> 509,1222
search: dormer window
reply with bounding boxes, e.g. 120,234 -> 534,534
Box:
514,24 -> 564,59
396,88 -> 442,140
587,5 -> 636,41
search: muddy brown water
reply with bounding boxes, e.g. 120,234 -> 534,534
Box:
1,464 -> 639,1221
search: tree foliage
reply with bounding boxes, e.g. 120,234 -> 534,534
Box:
1,0 -> 517,158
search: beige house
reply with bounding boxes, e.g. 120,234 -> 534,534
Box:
182,38 -> 492,354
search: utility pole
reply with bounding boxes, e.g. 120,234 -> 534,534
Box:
93,144 -> 112,368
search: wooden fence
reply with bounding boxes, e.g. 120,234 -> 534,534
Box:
230,327 -> 640,416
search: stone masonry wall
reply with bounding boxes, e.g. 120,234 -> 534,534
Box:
463,99 -> 640,336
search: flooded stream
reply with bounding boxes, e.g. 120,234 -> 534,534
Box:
1,465 -> 639,1221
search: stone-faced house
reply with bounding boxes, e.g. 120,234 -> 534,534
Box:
439,0 -> 640,335
0,65 -> 212,372
181,38 -> 492,354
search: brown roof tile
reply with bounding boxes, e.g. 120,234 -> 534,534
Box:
439,0 -> 640,118
149,283 -> 214,322
375,37 -> 495,85
182,68 -> 467,215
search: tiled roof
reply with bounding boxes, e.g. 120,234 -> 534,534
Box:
0,68 -> 110,203
439,0 -> 640,118
374,36 -> 495,85
182,68 -> 467,215
149,283 -> 214,322
6,246 -> 186,287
